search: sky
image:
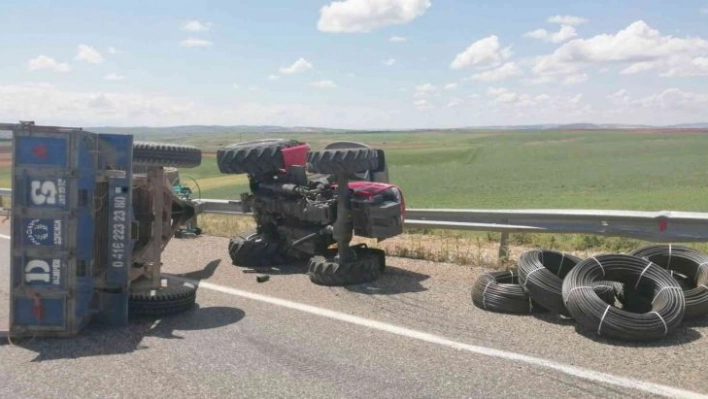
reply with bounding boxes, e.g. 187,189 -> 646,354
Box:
1,0 -> 708,129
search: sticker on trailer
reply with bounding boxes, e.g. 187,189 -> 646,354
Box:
27,178 -> 67,207
22,218 -> 63,246
23,258 -> 64,287
110,187 -> 128,269
15,137 -> 68,167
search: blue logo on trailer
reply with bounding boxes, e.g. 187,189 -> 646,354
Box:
20,218 -> 63,246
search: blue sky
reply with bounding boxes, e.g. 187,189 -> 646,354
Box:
1,0 -> 708,129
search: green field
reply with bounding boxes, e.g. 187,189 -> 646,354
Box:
3,129 -> 708,213
173,130 -> 708,212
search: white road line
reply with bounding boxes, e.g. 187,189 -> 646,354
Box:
171,276 -> 708,399
0,234 -> 704,399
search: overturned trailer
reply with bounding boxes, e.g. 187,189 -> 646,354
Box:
4,121 -> 202,337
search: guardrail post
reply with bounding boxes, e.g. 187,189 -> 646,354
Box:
498,230 -> 510,265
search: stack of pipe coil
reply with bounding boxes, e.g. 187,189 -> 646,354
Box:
471,244 -> 706,342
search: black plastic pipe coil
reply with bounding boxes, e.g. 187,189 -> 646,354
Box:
630,244 -> 708,319
471,270 -> 532,314
518,249 -> 617,315
562,254 -> 685,341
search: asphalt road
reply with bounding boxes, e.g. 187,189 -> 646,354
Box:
1,222 -> 707,399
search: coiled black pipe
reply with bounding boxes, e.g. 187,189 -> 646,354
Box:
562,254 -> 685,341
518,250 -> 618,315
630,244 -> 708,319
471,270 -> 532,314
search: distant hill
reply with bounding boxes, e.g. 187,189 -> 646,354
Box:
87,125 -> 349,136
1,122 -> 707,139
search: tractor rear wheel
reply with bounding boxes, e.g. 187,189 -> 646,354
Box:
307,245 -> 385,286
217,139 -> 307,175
228,231 -> 294,267
307,147 -> 379,175
129,279 -> 197,318
133,141 -> 202,168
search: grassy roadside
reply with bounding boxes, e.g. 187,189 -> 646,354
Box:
195,213 -> 708,268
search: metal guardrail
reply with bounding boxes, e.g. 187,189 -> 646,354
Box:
3,189 -> 708,243
193,198 -> 708,243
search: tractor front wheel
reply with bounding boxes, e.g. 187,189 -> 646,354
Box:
307,245 -> 385,286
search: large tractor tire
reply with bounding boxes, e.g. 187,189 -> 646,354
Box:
307,147 -> 379,175
228,231 -> 294,267
129,279 -> 197,318
217,139 -> 307,175
133,141 -> 202,168
307,245 -> 385,286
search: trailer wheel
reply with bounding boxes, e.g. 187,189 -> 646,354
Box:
307,147 -> 379,175
133,141 -> 202,168
307,246 -> 385,286
228,231 -> 294,267
217,139 -> 308,175
129,280 -> 197,318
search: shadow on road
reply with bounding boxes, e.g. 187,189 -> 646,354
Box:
2,259 -> 246,362
3,304 -> 245,362
176,259 -> 222,284
575,324 -> 703,348
345,265 -> 430,295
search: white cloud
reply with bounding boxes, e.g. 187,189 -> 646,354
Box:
104,73 -> 125,81
383,58 -> 396,66
28,55 -> 71,72
633,88 -> 708,110
108,47 -> 120,54
183,20 -> 212,32
484,88 -> 589,113
660,57 -> 708,77
562,73 -> 588,85
390,35 -> 407,42
444,83 -> 458,90
413,83 -> 436,98
280,58 -> 313,74
531,20 -> 708,77
450,35 -> 512,70
180,38 -> 213,47
268,74 -> 280,80
446,98 -> 463,107
470,62 -> 523,82
607,89 -> 631,106
311,80 -> 338,89
318,0 -> 431,33
0,84 -> 196,125
620,61 -> 659,74
76,45 -> 105,64
524,25 -> 577,43
547,15 -> 588,26
414,98 -> 433,109
0,83 -> 404,129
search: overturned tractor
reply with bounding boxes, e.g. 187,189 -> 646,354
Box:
217,140 -> 406,286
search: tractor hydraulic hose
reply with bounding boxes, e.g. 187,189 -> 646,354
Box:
562,254 -> 685,341
291,226 -> 333,248
472,270 -> 533,314
630,244 -> 708,319
518,249 -> 618,315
